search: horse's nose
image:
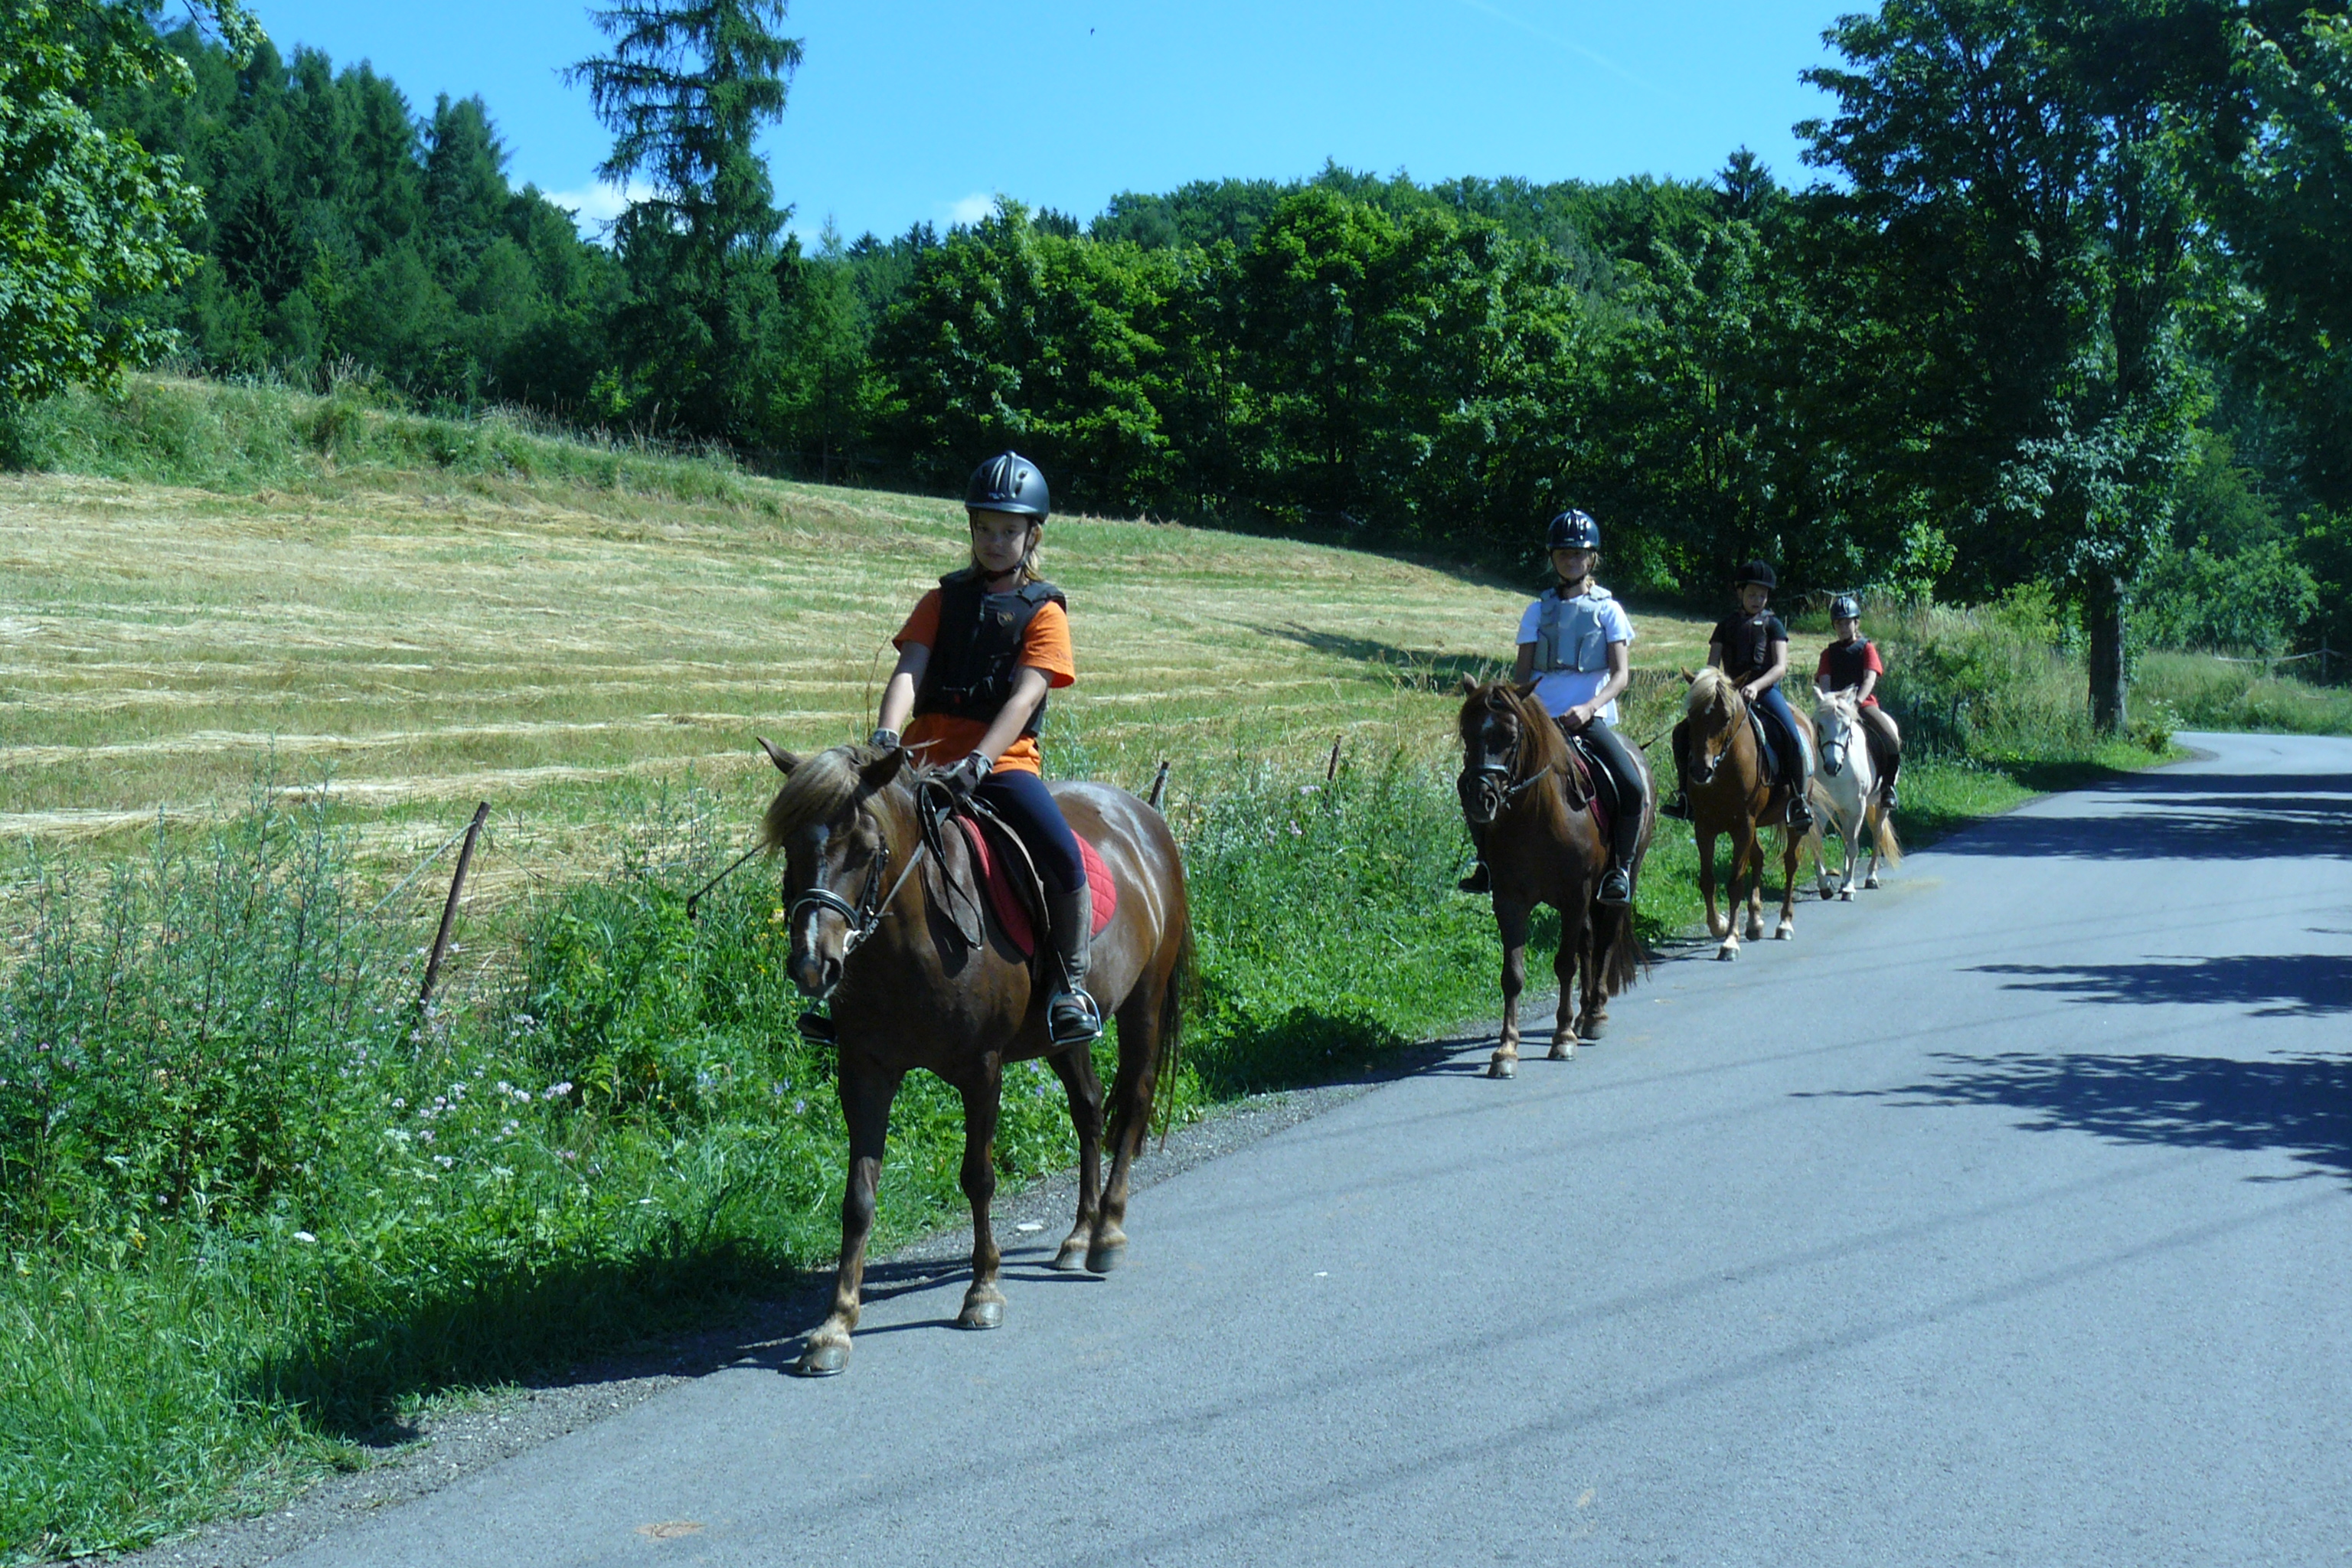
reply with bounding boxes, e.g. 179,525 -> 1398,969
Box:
789,948 -> 841,1001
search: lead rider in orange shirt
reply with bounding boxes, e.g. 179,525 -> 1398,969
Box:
869,452 -> 1101,1047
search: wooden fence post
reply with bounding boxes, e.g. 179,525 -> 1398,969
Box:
420,802 -> 490,1008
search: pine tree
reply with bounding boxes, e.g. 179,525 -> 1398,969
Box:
567,0 -> 801,442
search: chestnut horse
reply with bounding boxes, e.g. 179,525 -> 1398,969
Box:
1456,678 -> 1651,1079
1679,668 -> 1821,959
758,740 -> 1191,1376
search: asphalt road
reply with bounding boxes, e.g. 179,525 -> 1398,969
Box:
273,731 -> 2352,1566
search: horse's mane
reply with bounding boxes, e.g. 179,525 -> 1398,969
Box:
1687,666 -> 1741,720
1459,680 -> 1566,768
760,743 -> 916,851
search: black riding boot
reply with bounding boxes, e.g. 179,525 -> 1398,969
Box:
1584,720 -> 1647,907
1784,757 -> 1815,829
1044,884 -> 1104,1046
1661,724 -> 1692,820
1880,747 -> 1901,812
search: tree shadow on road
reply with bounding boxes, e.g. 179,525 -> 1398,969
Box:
1856,1048 -> 2352,1185
1971,954 -> 2352,1018
1932,768 -> 2352,862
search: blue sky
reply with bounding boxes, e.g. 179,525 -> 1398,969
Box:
238,0 -> 1854,240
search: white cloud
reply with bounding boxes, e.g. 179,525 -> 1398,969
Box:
547,179 -> 659,234
942,191 -> 995,228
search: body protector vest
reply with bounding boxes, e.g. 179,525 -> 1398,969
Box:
913,568 -> 1068,740
1821,637 -> 1878,693
1534,585 -> 1618,675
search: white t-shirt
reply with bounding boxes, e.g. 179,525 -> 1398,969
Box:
1517,586 -> 1634,723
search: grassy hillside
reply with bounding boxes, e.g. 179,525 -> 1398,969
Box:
2,377 -> 1720,881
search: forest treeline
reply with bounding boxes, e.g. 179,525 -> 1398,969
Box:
11,0 -> 2352,691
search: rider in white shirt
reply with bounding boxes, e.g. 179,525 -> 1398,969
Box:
1460,508 -> 1649,907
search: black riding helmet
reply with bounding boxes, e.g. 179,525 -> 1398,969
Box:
1736,560 -> 1778,590
1831,593 -> 1861,621
1546,508 -> 1601,552
965,451 -> 1050,521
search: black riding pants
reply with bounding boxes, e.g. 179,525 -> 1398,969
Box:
1579,716 -> 1647,865
975,769 -> 1085,895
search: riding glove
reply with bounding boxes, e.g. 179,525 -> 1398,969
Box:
941,751 -> 993,800
869,727 -> 901,751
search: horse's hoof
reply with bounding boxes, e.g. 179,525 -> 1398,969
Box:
1051,1237 -> 1089,1272
1488,1054 -> 1517,1079
1717,944 -> 1739,962
956,1290 -> 1004,1331
1776,922 -> 1795,940
1576,1016 -> 1606,1042
1547,1040 -> 1576,1060
1084,1239 -> 1125,1275
1840,888 -> 1853,901
1864,876 -> 1881,890
796,1337 -> 851,1377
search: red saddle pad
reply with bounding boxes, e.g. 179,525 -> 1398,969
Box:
950,815 -> 1116,959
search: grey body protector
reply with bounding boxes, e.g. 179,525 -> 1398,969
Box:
1532,583 -> 1622,678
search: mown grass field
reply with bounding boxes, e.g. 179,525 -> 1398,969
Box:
0,390 -> 1707,886
4,377 -> 2341,1562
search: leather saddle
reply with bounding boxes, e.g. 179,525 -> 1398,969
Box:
917,786 -> 1115,965
1547,718 -> 1616,843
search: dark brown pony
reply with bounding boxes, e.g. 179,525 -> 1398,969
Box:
757,741 -> 1191,1376
1455,678 -> 1651,1079
1679,668 -> 1821,959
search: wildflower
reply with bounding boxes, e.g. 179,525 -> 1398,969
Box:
792,1098 -> 807,1116
557,1150 -> 577,1162
1299,784 -> 1320,795
495,1081 -> 513,1095
390,1097 -> 406,1109
1288,822 -> 1303,837
501,1119 -> 519,1137
542,1081 -> 572,1100
292,1230 -> 317,1244
434,1155 -> 455,1170
511,1088 -> 531,1104
417,1129 -> 435,1144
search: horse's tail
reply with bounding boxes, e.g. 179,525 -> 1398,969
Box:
1597,880 -> 1651,999
1871,802 -> 1904,867
1154,914 -> 1195,1152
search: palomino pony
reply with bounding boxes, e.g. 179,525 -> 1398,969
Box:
758,740 -> 1191,1376
1679,668 -> 1821,959
1808,687 -> 1902,900
1456,678 -> 1651,1078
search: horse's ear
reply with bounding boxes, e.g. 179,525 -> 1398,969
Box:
1513,679 -> 1540,700
757,737 -> 799,775
1814,685 -> 1830,705
1459,672 -> 1479,695
859,746 -> 907,791
1678,667 -> 1697,685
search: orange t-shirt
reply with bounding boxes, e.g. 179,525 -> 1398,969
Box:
893,587 -> 1076,776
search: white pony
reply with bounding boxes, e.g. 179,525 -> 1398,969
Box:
1808,686 -> 1902,900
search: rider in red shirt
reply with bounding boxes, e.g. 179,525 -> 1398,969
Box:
1814,593 -> 1901,812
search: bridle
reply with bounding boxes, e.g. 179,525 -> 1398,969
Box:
789,812 -> 929,965
1689,685 -> 1740,787
1461,699 -> 1553,825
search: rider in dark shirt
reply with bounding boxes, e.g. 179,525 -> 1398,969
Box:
1664,561 -> 1814,828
